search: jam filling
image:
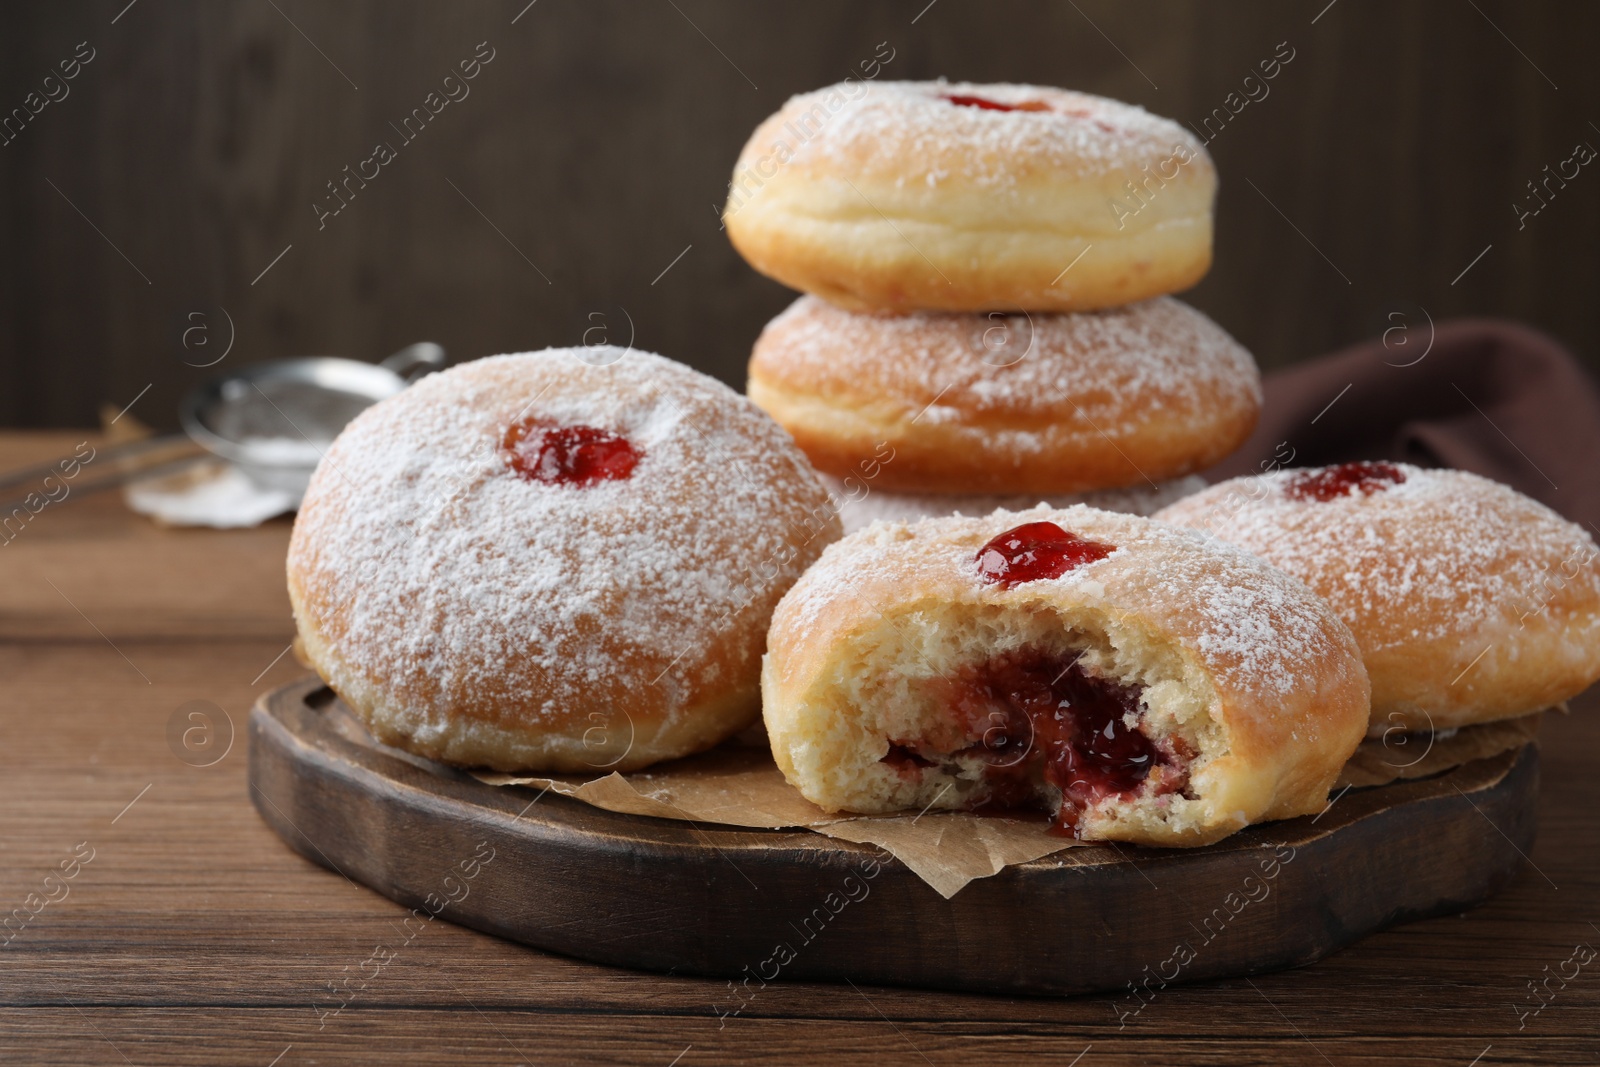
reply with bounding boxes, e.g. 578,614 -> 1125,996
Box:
502,419 -> 641,486
881,742 -> 936,778
885,649 -> 1188,836
943,93 -> 1051,113
1284,460 -> 1405,502
975,522 -> 1114,588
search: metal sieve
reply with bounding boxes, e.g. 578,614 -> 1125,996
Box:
180,343 -> 444,502
0,343 -> 445,515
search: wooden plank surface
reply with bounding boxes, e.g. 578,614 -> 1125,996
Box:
247,676 -> 1540,998
2,431 -> 1598,1065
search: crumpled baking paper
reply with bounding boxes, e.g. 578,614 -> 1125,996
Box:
472,713 -> 1541,898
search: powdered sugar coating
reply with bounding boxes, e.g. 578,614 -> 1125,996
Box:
1157,464 -> 1600,657
778,504 -> 1363,707
756,295 -> 1259,435
287,348 -> 839,763
725,79 -> 1215,314
763,503 -> 1369,843
768,80 -> 1209,189
818,473 -> 1205,534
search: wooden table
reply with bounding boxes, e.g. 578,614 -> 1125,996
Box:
3,431 -> 1597,1066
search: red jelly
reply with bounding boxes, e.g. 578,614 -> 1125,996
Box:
502,420 -> 640,486
880,742 -> 936,779
946,649 -> 1178,835
975,522 -> 1114,588
1285,461 -> 1405,502
1060,105 -> 1119,134
943,94 -> 1051,113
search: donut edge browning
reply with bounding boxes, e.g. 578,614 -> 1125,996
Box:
747,296 -> 1262,494
289,570 -> 768,772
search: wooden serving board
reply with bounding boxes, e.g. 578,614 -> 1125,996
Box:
249,675 -> 1539,998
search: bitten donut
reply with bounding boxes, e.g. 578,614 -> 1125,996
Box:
724,80 -> 1215,313
819,473 -> 1206,534
1157,463 -> 1600,734
748,295 -> 1260,495
762,506 -> 1369,846
287,348 -> 841,773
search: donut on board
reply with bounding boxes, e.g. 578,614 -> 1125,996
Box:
762,506 -> 1369,846
287,348 -> 841,772
1157,462 -> 1600,733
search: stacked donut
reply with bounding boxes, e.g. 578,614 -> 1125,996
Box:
724,80 -> 1262,531
728,81 -> 1600,847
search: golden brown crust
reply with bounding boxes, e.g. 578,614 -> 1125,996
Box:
286,348 -> 841,772
762,506 -> 1370,846
747,296 -> 1260,494
1157,465 -> 1600,733
724,81 -> 1215,312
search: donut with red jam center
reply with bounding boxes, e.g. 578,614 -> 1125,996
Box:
288,347 -> 842,775
762,506 -> 1371,847
502,419 -> 642,486
975,521 -> 1114,588
723,81 -> 1218,313
1284,461 -> 1404,502
1158,462 -> 1600,733
883,647 -> 1192,836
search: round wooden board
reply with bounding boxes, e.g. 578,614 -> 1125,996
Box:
249,675 -> 1538,998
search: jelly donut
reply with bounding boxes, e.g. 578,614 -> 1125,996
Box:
1157,463 -> 1600,734
762,506 -> 1369,846
724,80 -> 1215,313
748,295 -> 1260,495
819,473 -> 1206,535
287,348 -> 841,773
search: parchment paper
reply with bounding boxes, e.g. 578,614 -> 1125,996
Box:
474,713 -> 1542,898
1334,712 -> 1542,788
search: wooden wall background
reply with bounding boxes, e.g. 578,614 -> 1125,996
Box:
1,0 -> 1596,429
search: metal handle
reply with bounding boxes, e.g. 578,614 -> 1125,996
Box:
0,435 -> 208,517
379,343 -> 446,383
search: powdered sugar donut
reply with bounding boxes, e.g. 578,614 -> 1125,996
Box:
762,506 -> 1369,846
287,348 -> 841,772
1157,463 -> 1600,734
724,80 -> 1215,313
819,472 -> 1205,534
748,295 -> 1259,494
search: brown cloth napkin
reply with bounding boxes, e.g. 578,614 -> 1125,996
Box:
1208,320 -> 1600,535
